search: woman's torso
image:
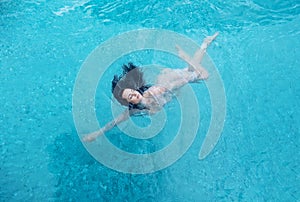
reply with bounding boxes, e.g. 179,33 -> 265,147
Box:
140,68 -> 198,113
141,86 -> 172,113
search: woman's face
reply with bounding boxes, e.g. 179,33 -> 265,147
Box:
122,88 -> 143,104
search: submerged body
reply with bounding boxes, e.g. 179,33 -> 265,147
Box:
143,68 -> 202,113
83,32 -> 219,142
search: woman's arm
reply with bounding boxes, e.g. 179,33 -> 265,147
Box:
83,110 -> 131,142
82,108 -> 151,142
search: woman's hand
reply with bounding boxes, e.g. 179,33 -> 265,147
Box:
82,110 -> 130,143
82,130 -> 103,142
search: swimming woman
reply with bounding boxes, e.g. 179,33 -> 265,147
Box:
83,32 -> 219,142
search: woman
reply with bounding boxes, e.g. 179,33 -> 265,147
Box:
83,32 -> 219,142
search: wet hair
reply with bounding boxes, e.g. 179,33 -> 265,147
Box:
111,63 -> 151,110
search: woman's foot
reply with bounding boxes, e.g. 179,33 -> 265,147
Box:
201,32 -> 219,50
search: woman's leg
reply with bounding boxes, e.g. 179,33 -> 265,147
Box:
156,68 -> 190,90
192,32 -> 219,64
176,32 -> 219,79
175,45 -> 209,79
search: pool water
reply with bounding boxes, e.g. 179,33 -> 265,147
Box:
1,0 -> 300,201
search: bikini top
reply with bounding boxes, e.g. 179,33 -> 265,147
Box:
142,86 -> 173,113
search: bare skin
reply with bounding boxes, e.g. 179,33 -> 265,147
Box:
83,32 -> 219,142
122,89 -> 143,104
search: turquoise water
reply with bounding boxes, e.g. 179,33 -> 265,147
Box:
1,0 -> 300,201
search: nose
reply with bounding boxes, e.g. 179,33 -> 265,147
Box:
133,93 -> 139,99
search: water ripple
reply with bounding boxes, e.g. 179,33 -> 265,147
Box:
75,0 -> 300,32
53,0 -> 90,16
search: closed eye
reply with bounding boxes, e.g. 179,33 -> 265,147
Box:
128,89 -> 135,100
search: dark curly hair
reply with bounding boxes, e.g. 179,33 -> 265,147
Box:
111,63 -> 151,110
